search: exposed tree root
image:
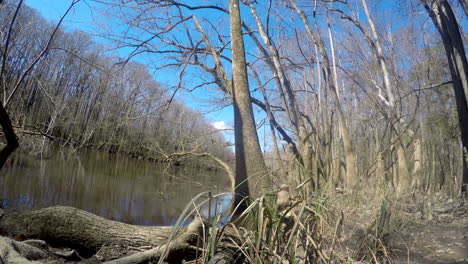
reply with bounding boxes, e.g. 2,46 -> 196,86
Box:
0,236 -> 48,263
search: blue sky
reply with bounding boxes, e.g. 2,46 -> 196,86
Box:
25,0 -> 243,145
25,0 -> 466,153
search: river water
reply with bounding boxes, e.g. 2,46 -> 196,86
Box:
0,150 -> 230,226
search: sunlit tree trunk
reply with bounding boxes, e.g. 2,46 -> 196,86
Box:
326,14 -> 358,187
425,0 -> 468,195
396,140 -> 410,192
359,0 -> 411,192
290,0 -> 357,189
412,138 -> 422,189
230,0 -> 268,213
244,1 -> 313,197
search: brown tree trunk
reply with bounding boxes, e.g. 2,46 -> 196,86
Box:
412,138 -> 422,189
397,141 -> 411,193
0,206 -> 205,263
229,0 -> 268,213
425,0 -> 468,195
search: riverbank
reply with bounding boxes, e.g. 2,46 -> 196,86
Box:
0,190 -> 466,263
6,130 -> 232,170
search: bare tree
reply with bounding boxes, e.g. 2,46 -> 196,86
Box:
290,0 -> 358,189
0,0 -> 79,166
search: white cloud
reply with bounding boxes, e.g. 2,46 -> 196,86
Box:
213,121 -> 230,130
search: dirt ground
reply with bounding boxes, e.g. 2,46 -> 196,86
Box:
392,198 -> 467,264
335,192 -> 468,264
1,192 -> 466,263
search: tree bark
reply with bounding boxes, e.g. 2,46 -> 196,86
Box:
412,138 -> 422,189
0,206 -> 248,264
0,206 -> 199,259
425,0 -> 468,195
397,141 -> 410,193
0,236 -> 49,264
229,0 -> 268,213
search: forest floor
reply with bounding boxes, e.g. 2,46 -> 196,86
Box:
332,190 -> 468,264
1,189 -> 466,263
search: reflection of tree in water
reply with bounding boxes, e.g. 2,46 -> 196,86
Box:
196,193 -> 233,221
1,150 -> 228,225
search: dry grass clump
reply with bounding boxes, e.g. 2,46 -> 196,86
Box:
179,187 -> 400,264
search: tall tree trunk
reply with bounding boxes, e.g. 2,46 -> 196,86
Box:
397,141 -> 411,193
290,0 -> 357,188
326,14 -> 358,187
425,0 -> 468,195
361,0 -> 395,108
229,0 -> 268,214
412,138 -> 422,189
245,1 -> 313,196
360,0 -> 412,192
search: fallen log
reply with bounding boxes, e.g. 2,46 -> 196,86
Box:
0,205 -> 249,264
0,206 -> 204,262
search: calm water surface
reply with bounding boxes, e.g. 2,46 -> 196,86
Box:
0,150 -> 229,225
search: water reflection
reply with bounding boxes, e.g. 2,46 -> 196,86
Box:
0,150 -> 229,226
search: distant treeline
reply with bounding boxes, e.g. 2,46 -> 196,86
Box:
0,3 -> 231,161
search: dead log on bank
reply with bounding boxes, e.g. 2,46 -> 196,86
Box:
0,206 -> 207,263
0,206 -> 248,264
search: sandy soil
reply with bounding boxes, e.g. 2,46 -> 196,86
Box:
332,192 -> 467,264
392,199 -> 467,264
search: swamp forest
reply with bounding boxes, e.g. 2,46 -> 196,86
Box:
0,0 -> 467,263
